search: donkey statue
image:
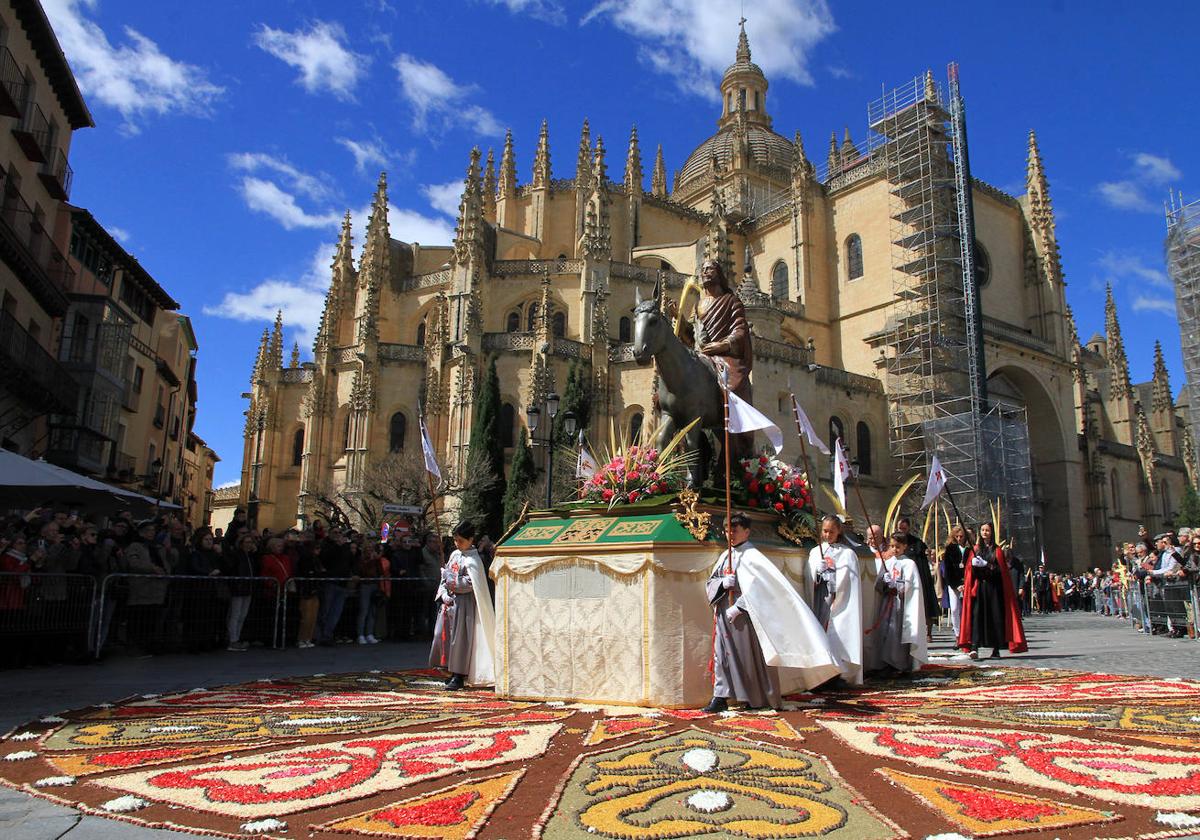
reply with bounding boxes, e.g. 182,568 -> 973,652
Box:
630,280 -> 727,487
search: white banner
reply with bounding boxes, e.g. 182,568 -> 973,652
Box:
921,454 -> 947,510
727,390 -> 783,454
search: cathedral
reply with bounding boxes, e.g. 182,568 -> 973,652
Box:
238,24 -> 1197,570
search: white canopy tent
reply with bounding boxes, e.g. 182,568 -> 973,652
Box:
0,449 -> 177,516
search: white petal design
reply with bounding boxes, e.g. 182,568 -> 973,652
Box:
3,751 -> 37,761
10,732 -> 39,741
34,776 -> 75,787
681,747 -> 718,773
102,795 -> 148,813
685,790 -> 731,813
241,818 -> 288,834
1157,812 -> 1200,828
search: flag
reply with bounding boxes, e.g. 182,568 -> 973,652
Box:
419,414 -> 441,481
790,394 -> 830,455
727,390 -> 783,454
920,454 -> 947,510
832,437 -> 851,508
576,432 -> 597,479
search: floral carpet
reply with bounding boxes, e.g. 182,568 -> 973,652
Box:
2,666 -> 1200,839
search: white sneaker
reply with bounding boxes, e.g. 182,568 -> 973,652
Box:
366,635 -> 379,644
227,644 -> 245,652
357,635 -> 368,644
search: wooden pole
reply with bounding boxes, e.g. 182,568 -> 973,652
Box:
722,369 -> 734,582
788,394 -> 820,517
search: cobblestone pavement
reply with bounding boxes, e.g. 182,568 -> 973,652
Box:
1,613 -> 1197,839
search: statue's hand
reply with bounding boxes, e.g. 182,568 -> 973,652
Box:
700,341 -> 728,355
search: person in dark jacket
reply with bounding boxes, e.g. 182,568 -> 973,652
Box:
220,534 -> 258,651
184,530 -> 225,650
315,530 -> 352,645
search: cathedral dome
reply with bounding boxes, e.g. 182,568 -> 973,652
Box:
677,125 -> 795,188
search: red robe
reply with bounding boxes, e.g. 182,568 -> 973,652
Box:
956,544 -> 1028,653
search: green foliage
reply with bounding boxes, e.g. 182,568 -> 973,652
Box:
460,357 -> 506,538
554,361 -> 592,449
1176,482 -> 1200,528
503,428 -> 536,529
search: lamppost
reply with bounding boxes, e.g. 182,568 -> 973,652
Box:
148,457 -> 163,514
526,393 -> 577,508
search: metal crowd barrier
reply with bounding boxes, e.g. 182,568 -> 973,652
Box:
0,572 -> 96,663
280,576 -> 436,647
1145,580 -> 1196,637
94,574 -> 283,658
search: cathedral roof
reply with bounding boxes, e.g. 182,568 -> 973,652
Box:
678,126 -> 796,187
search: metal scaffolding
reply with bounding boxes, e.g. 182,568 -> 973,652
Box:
1167,195 -> 1200,453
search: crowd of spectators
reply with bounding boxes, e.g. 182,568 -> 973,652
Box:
0,506 -> 483,667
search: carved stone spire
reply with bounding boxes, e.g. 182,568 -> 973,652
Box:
575,118 -> 592,189
482,147 -> 497,218
651,144 -> 667,197
704,187 -> 733,278
1025,131 -> 1063,286
840,127 -> 859,162
792,129 -> 813,177
1065,304 -> 1085,383
827,131 -> 838,173
1183,424 -> 1199,489
355,173 -> 390,345
532,119 -> 551,188
923,69 -> 939,105
252,327 -> 269,385
499,129 -> 517,198
268,310 -> 284,370
736,16 -> 751,62
1136,404 -> 1156,487
452,147 -> 484,266
1152,341 -> 1173,412
290,341 -> 300,368
1105,284 -> 1131,399
315,211 -> 355,351
528,277 -> 555,405
624,125 -> 642,193
580,137 -> 611,259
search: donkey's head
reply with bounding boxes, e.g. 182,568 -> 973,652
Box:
631,280 -> 667,366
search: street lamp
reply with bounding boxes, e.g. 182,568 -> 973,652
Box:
526,393 -> 569,508
149,457 -> 164,514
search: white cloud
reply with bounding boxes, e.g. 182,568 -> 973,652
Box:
108,226 -> 131,243
228,152 -> 332,201
1131,294 -> 1177,316
1133,153 -> 1181,185
336,137 -> 392,173
348,203 -> 455,253
41,0 -> 223,133
1096,251 -> 1172,290
583,0 -> 837,99
826,65 -> 854,80
253,21 -> 368,100
1096,152 -> 1182,213
238,178 -> 341,230
421,180 -> 464,218
482,0 -> 566,25
393,54 -> 504,137
1097,180 -> 1155,213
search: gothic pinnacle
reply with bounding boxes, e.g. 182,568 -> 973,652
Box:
841,126 -> 858,159
533,119 -> 551,188
253,327 -> 269,383
736,16 -> 751,64
924,69 -> 938,104
624,125 -> 642,192
483,147 -> 497,215
290,341 -> 301,368
592,135 -> 607,186
651,144 -> 667,197
1105,284 -> 1131,396
1153,340 -> 1173,411
499,128 -> 517,197
576,118 -> 592,188
269,310 -> 284,370
792,129 -> 812,175
827,131 -> 838,172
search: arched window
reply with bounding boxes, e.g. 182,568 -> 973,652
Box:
629,412 -> 643,445
526,302 -> 539,332
389,412 -> 407,452
619,316 -> 632,343
1110,471 -> 1120,516
1161,481 -> 1171,520
771,260 -> 788,299
974,240 -> 991,288
343,414 -> 352,451
856,421 -> 872,476
845,234 -> 863,281
506,311 -> 520,332
415,320 -> 426,346
552,311 -> 566,338
500,402 -> 515,449
828,415 -> 844,451
291,427 -> 304,466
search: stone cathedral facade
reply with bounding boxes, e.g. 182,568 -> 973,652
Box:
239,25 -> 1197,569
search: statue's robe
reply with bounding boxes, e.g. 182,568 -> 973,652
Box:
807,542 -> 864,685
873,553 -> 928,673
706,540 -> 839,708
698,287 -> 754,460
429,548 -> 496,686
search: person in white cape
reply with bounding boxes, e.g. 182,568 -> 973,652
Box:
703,512 -> 840,713
428,520 -> 496,689
806,515 -> 864,686
872,531 -> 928,674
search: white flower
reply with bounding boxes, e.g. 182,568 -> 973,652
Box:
34,776 -> 75,787
10,732 -> 38,741
1157,812 -> 1200,828
681,748 -> 718,773
38,716 -> 65,723
102,796 -> 148,813
241,818 -> 287,834
686,790 -> 731,813
3,751 -> 37,761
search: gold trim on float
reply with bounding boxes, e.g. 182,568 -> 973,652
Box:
641,565 -> 651,704
495,541 -> 710,556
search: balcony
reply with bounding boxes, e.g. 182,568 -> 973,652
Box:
153,403 -> 165,429
60,321 -> 130,380
12,101 -> 49,163
109,451 -> 136,482
38,146 -> 73,200
0,307 -> 78,415
0,45 -> 25,118
0,180 -> 74,315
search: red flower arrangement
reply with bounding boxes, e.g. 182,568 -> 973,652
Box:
735,452 -> 816,531
579,445 -> 683,510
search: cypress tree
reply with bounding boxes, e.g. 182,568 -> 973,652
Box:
503,428 -> 536,529
1177,483 -> 1200,529
460,357 -> 506,537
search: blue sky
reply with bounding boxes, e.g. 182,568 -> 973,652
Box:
44,0 -> 1198,486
